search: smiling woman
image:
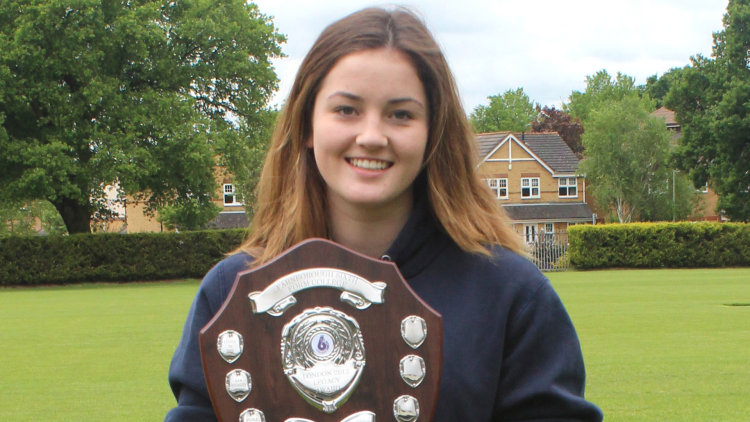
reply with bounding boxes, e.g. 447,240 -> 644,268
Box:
165,6 -> 603,422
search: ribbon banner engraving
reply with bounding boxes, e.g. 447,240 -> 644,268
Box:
249,268 -> 387,316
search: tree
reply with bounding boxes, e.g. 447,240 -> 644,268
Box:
566,70 -> 656,125
531,106 -> 584,157
469,88 -> 536,133
579,96 -> 696,223
640,67 -> 684,109
665,0 -> 750,221
0,0 -> 285,233
0,199 -> 67,237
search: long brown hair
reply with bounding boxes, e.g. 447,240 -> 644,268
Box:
239,7 -> 523,265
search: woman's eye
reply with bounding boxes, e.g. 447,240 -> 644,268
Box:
393,110 -> 413,120
337,106 -> 356,116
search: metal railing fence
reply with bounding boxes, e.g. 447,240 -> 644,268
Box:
527,230 -> 569,272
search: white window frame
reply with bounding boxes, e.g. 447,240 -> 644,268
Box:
223,183 -> 242,206
521,177 -> 540,199
545,223 -> 554,234
486,178 -> 508,200
558,177 -> 578,198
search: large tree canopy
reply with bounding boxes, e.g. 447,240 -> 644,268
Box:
579,96 -> 697,223
0,0 -> 284,233
666,0 -> 750,221
566,70 -> 656,125
569,71 -> 697,222
469,88 -> 536,133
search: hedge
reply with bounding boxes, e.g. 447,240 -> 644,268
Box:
0,229 -> 247,286
569,222 -> 750,269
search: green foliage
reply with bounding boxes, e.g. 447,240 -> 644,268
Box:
640,67 -> 685,109
156,198 -> 221,231
0,230 -> 246,285
665,0 -> 750,222
566,70 -> 656,125
0,199 -> 67,237
0,0 -> 285,234
579,96 -> 696,222
569,222 -> 750,269
469,88 -> 536,133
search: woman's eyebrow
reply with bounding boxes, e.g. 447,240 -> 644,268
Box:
388,97 -> 425,109
328,91 -> 362,101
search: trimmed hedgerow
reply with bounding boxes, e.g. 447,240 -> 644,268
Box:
569,222 -> 750,270
0,230 -> 247,286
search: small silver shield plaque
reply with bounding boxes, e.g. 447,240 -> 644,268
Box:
217,330 -> 244,364
281,307 -> 365,413
399,355 -> 426,388
240,408 -> 266,422
225,369 -> 252,402
393,395 -> 420,422
401,316 -> 427,349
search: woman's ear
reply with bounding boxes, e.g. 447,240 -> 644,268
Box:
305,137 -> 314,149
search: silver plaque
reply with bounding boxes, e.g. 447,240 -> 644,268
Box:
217,330 -> 244,364
239,408 -> 266,422
399,355 -> 426,388
249,268 -> 387,316
285,410 -> 375,422
401,316 -> 427,349
394,395 -> 420,422
225,369 -> 252,402
281,307 -> 366,413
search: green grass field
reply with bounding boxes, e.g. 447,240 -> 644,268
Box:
1,268 -> 748,421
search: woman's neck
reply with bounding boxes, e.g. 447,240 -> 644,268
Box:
327,194 -> 413,259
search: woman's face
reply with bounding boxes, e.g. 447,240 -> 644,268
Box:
308,48 -> 429,215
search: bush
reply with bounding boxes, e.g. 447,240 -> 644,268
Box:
0,230 -> 247,285
569,222 -> 750,269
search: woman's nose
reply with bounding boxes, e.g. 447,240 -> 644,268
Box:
355,114 -> 388,148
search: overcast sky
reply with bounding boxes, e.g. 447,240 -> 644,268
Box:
253,0 -> 729,113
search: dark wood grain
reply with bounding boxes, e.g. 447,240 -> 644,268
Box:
200,238 -> 442,422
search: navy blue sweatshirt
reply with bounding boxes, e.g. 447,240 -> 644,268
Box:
165,196 -> 603,422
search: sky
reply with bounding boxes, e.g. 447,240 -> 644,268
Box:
253,0 -> 729,113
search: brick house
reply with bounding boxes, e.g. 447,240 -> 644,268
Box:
476,132 -> 594,242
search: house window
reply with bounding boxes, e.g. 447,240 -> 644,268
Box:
558,177 -> 578,198
521,178 -> 540,198
545,223 -> 554,234
487,178 -> 508,199
224,184 -> 236,205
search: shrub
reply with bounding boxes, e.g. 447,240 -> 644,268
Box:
569,222 -> 750,269
0,230 -> 247,286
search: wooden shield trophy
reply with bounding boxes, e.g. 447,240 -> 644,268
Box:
199,238 -> 442,422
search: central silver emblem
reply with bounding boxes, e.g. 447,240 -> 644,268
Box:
281,307 -> 366,414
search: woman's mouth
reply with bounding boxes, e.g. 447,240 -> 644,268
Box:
347,158 -> 393,170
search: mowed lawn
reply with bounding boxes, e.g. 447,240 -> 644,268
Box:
1,268 -> 748,421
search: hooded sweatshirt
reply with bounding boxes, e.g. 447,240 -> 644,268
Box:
165,194 -> 603,422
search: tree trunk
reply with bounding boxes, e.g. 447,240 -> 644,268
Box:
53,198 -> 91,234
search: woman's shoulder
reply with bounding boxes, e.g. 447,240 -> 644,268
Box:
196,252 -> 255,311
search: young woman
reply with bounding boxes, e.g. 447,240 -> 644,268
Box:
165,7 -> 602,422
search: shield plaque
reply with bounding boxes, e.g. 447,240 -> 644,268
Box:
199,238 -> 442,422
